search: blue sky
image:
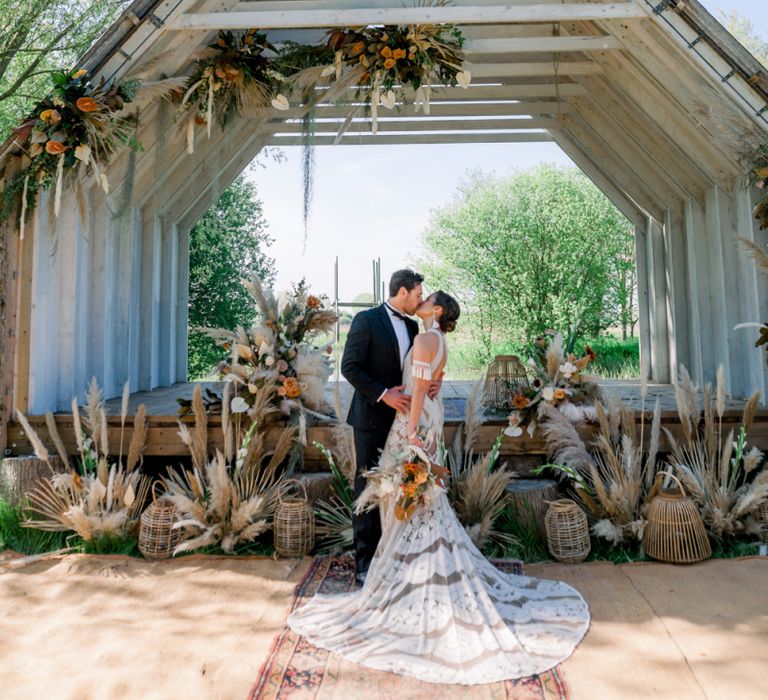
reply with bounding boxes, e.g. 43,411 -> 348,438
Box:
247,0 -> 767,300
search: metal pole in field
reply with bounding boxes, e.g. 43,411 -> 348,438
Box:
334,256 -> 340,381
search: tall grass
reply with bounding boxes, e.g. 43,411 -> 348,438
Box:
445,333 -> 640,380
0,499 -> 69,555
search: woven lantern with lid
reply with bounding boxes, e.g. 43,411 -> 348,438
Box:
274,479 -> 315,558
544,499 -> 591,563
643,472 -> 711,564
139,482 -> 180,560
483,355 -> 529,411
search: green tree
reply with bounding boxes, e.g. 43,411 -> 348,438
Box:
420,165 -> 635,350
188,175 -> 274,379
0,1 -> 130,138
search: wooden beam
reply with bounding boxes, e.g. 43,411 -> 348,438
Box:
465,61 -> 602,78
323,84 -> 587,101
167,4 -> 647,30
267,132 -> 553,145
465,36 -> 623,54
268,117 -> 557,133
273,101 -> 573,119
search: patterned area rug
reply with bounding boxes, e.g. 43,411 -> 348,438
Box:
250,555 -> 571,700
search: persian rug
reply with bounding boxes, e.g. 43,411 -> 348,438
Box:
249,555 -> 571,700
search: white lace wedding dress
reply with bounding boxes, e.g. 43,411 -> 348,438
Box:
288,328 -> 590,685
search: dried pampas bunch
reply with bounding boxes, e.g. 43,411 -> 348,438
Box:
446,382 -> 516,551
18,380 -> 151,542
166,383 -> 297,553
541,394 -> 662,546
666,366 -> 767,540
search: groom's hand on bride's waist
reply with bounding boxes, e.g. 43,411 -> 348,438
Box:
381,385 -> 411,412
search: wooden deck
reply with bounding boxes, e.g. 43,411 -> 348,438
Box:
5,381 -> 768,469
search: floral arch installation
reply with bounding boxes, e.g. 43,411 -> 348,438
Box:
1,0 -> 768,443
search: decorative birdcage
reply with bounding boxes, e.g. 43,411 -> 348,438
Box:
758,500 -> 768,544
643,472 -> 711,564
274,479 -> 315,558
139,482 -> 180,560
545,499 -> 591,563
482,355 -> 529,411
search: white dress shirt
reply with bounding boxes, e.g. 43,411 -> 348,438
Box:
378,302 -> 411,402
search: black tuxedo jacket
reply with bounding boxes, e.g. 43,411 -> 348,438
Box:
341,304 -> 419,432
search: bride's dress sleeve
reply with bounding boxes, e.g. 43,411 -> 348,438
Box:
411,360 -> 432,381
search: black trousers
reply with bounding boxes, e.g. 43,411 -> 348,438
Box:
352,425 -> 391,576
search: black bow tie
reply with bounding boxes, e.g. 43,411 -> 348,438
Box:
386,304 -> 408,321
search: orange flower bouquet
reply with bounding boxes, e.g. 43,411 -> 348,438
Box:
355,444 -> 449,522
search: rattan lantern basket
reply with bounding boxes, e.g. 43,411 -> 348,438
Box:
274,479 -> 315,558
483,355 -> 529,411
139,482 -> 180,560
643,472 -> 711,564
544,499 -> 591,563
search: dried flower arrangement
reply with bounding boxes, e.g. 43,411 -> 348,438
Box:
163,383 -> 296,554
666,367 -> 767,541
540,394 -> 662,547
326,13 -> 468,132
16,379 -> 151,544
198,274 -> 337,418
505,331 -> 601,439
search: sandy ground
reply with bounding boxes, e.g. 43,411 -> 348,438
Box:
1,552 -> 766,700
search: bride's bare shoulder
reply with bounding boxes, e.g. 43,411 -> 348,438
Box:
413,332 -> 439,360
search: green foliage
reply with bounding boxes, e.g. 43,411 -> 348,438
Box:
0,1 -> 131,140
484,505 -> 551,563
420,165 -> 637,355
0,498 -> 69,554
188,174 -> 274,378
79,531 -> 139,556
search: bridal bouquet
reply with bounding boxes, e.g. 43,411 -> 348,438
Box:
356,444 -> 449,522
198,275 -> 337,416
505,331 -> 601,438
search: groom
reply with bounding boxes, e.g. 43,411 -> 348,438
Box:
341,269 -> 424,584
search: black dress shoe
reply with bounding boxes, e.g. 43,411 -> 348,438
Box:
354,571 -> 367,587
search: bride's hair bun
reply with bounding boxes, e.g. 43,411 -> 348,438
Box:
433,291 -> 460,333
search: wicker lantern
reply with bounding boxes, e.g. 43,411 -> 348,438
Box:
274,479 -> 315,558
483,355 -> 529,411
139,482 -> 180,560
643,472 -> 711,564
758,500 -> 768,544
545,499 -> 591,563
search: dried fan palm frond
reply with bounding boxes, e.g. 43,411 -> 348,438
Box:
313,442 -> 355,553
117,76 -> 189,114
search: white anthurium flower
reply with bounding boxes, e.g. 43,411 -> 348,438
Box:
542,386 -> 555,402
380,90 -> 397,109
526,421 -> 537,437
74,144 -> 91,163
559,362 -> 578,379
265,355 -> 275,366
271,94 -> 290,110
456,70 -> 471,89
258,340 -> 271,357
230,396 -> 248,414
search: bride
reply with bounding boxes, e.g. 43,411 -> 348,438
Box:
287,291 -> 590,685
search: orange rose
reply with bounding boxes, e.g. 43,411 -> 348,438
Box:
76,97 -> 100,113
39,109 -> 61,124
381,46 -> 393,58
73,69 -> 88,79
393,48 -> 407,60
383,58 -> 396,70
512,393 -> 530,409
307,295 -> 321,309
45,140 -> 68,154
348,41 -> 366,58
554,388 -> 566,401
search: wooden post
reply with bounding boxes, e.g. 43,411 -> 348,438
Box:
0,156 -> 22,452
